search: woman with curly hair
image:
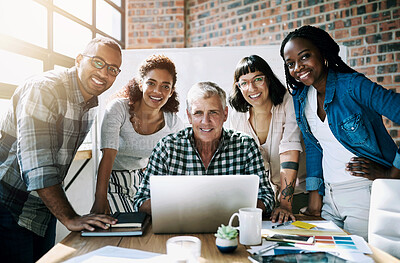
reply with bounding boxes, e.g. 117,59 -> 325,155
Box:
91,54 -> 184,214
281,25 -> 400,240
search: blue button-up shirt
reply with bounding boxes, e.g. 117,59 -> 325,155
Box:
292,70 -> 400,195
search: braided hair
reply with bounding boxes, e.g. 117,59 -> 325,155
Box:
280,25 -> 356,93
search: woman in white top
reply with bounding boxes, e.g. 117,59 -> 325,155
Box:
229,55 -> 307,223
91,54 -> 184,214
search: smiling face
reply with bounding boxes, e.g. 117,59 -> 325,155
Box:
187,94 -> 228,145
75,43 -> 122,101
140,68 -> 174,111
283,37 -> 328,91
238,71 -> 270,109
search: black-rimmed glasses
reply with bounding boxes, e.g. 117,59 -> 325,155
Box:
82,54 -> 121,77
236,75 -> 266,90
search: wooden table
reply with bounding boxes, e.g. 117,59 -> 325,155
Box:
38,216 -> 400,263
38,224 -> 250,263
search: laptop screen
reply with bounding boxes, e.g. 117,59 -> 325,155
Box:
150,175 -> 259,234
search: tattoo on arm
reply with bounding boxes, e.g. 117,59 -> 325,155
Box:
281,178 -> 295,203
281,161 -> 299,171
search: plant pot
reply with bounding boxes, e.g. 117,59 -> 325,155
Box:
216,237 -> 238,253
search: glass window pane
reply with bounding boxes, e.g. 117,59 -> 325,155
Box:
109,0 -> 121,7
0,50 -> 43,85
0,99 -> 11,116
54,0 -> 92,24
0,0 -> 47,48
53,13 -> 92,58
96,0 -> 121,40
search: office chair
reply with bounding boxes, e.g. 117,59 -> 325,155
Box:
368,179 -> 400,258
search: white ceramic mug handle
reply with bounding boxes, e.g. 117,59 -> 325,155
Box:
228,212 -> 239,230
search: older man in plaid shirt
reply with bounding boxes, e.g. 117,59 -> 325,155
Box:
133,81 -> 275,215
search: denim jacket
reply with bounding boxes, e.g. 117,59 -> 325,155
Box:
292,70 -> 400,195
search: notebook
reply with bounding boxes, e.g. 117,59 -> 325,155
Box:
150,175 -> 259,234
81,216 -> 150,237
111,211 -> 147,228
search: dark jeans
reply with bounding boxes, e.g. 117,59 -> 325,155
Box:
0,204 -> 56,263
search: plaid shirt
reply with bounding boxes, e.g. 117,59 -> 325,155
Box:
133,127 -> 275,213
0,67 -> 98,236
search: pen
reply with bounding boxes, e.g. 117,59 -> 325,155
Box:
253,243 -> 279,255
271,220 -> 294,229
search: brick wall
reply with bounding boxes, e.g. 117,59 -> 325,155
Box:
126,0 -> 400,144
126,0 -> 185,48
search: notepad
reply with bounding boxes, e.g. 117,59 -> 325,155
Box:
291,221 -> 316,229
81,215 -> 150,237
111,212 -> 147,228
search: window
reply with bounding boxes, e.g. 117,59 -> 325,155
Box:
0,0 -> 47,48
0,0 -> 125,99
0,50 -> 43,86
97,0 -> 122,40
53,13 -> 93,58
54,0 -> 92,24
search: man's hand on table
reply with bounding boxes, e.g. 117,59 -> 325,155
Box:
64,214 -> 118,232
271,206 -> 296,223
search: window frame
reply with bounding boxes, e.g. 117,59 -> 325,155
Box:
0,0 -> 125,99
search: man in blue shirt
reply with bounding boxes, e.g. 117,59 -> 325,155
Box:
0,37 -> 122,262
133,81 -> 275,215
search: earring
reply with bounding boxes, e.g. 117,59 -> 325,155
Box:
324,59 -> 329,67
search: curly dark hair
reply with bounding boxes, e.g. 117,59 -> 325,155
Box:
280,25 -> 356,93
228,55 -> 286,112
115,54 -> 179,113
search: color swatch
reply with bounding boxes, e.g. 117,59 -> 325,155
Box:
314,235 -> 357,250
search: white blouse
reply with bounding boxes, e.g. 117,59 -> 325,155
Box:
230,92 -> 307,196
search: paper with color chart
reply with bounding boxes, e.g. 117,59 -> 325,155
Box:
249,236 -> 374,263
262,220 -> 347,236
273,235 -> 372,254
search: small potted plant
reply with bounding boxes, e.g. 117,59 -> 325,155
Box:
215,224 -> 238,253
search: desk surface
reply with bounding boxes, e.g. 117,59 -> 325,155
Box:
38,216 -> 399,263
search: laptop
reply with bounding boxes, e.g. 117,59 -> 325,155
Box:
150,175 -> 259,234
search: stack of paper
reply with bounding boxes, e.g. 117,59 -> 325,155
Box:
248,220 -> 374,263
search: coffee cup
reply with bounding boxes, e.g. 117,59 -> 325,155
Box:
228,207 -> 262,245
166,236 -> 201,263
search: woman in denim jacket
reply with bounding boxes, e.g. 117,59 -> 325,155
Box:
280,25 -> 400,240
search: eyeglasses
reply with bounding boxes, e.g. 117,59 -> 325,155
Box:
82,54 -> 121,77
236,75 -> 266,90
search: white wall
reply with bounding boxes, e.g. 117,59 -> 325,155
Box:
99,45 -> 288,126
99,44 -> 346,126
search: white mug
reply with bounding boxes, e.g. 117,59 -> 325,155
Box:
166,236 -> 201,263
228,207 -> 262,245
